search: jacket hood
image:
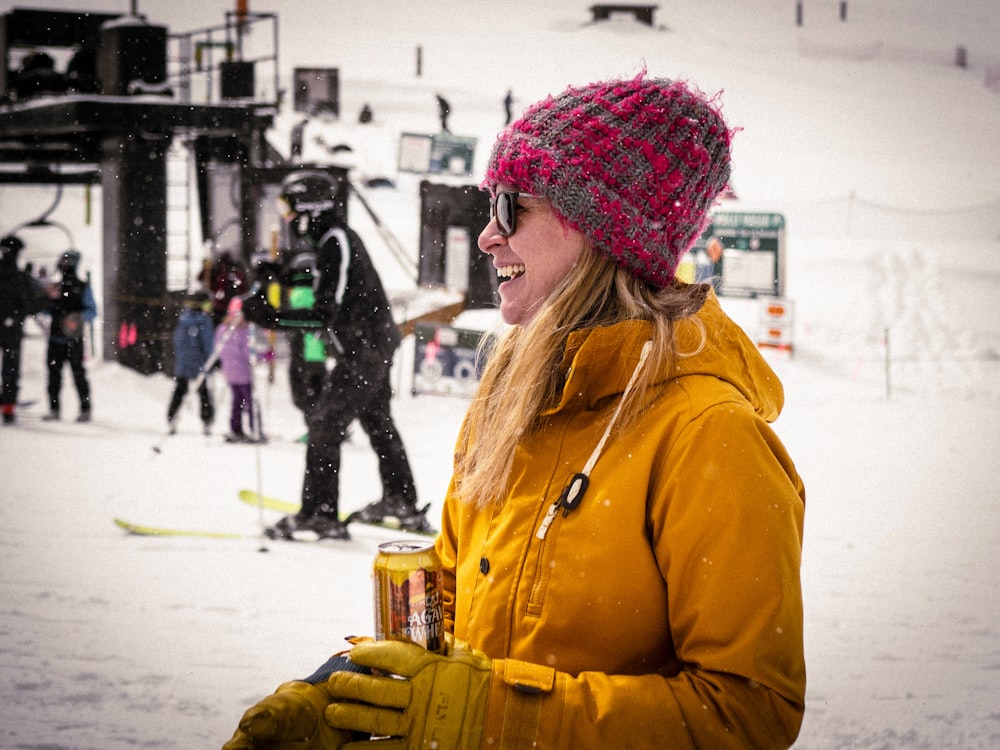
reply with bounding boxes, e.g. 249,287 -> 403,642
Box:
674,290 -> 784,421
554,289 -> 784,422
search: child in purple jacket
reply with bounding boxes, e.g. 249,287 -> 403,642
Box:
215,297 -> 258,442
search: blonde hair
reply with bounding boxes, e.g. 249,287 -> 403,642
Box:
455,248 -> 709,507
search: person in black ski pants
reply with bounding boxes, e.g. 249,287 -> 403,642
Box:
242,170 -> 430,540
166,290 -> 216,435
43,249 -> 97,422
0,235 -> 45,424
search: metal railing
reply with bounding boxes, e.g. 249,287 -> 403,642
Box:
166,11 -> 279,108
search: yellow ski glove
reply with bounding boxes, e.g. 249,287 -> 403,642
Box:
324,638 -> 491,750
222,680 -> 353,750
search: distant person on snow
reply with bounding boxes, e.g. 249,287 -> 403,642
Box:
241,169 -> 429,540
503,87 -> 514,125
223,75 -> 806,750
205,249 -> 248,325
166,290 -> 216,435
215,297 -> 257,443
0,235 -> 45,424
42,249 -> 97,422
436,93 -> 451,133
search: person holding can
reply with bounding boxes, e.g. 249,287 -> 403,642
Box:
223,74 -> 806,750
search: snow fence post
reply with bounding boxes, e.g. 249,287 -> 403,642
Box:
884,326 -> 892,400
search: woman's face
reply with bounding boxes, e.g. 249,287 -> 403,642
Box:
478,183 -> 586,326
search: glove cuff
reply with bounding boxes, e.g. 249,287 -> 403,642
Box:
481,659 -> 556,749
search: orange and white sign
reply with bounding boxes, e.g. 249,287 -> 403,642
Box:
757,297 -> 794,352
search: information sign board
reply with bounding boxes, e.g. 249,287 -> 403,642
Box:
399,133 -> 477,176
412,323 -> 489,397
689,211 -> 786,298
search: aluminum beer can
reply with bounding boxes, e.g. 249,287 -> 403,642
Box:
373,540 -> 445,653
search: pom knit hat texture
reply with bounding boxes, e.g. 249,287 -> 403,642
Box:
484,75 -> 733,288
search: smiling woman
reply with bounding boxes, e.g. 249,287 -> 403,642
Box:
479,187 -> 586,326
224,74 -> 807,750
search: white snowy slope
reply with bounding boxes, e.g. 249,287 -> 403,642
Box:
1,1 -> 999,748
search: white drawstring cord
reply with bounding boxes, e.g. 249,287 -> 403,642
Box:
536,340 -> 652,540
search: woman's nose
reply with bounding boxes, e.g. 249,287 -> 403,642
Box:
478,220 -> 504,255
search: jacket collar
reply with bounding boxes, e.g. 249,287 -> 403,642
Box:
543,290 -> 784,422
545,320 -> 654,415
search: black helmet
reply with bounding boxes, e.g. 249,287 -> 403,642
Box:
59,249 -> 81,271
278,170 -> 339,220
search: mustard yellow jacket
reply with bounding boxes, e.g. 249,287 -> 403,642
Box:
436,292 -> 806,749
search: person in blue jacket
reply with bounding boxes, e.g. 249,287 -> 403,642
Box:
166,290 -> 216,434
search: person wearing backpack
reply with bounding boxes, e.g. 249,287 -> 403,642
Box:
42,249 -> 97,422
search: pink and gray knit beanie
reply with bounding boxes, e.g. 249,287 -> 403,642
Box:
484,74 -> 733,288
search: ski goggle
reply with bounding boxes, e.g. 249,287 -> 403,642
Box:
489,190 -> 540,237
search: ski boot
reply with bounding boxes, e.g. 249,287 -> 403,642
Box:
394,504 -> 437,535
348,497 -> 436,535
265,513 -> 350,541
305,515 -> 351,541
264,514 -> 302,540
346,497 -> 397,525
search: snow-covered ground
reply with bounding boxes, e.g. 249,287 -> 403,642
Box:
2,1 -> 1000,748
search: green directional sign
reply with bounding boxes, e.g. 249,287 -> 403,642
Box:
689,211 -> 786,298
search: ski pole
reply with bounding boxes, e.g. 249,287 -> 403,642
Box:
250,359 -> 269,553
151,431 -> 170,454
190,316 -> 240,393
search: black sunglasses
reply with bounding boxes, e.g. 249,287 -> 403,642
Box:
489,190 -> 540,237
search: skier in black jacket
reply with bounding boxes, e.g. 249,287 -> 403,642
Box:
243,170 -> 430,539
0,235 -> 44,424
42,249 -> 97,422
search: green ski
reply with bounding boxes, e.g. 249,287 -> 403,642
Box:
114,518 -> 244,539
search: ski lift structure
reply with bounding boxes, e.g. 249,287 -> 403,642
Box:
0,3 -> 282,374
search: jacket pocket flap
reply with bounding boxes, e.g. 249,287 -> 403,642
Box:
502,660 -> 555,694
